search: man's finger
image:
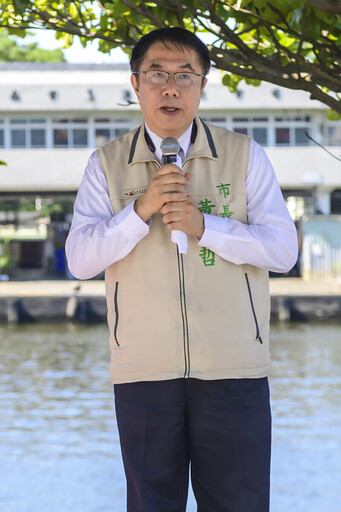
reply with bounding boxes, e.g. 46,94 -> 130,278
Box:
157,163 -> 184,176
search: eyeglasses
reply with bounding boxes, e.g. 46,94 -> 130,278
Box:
132,70 -> 205,88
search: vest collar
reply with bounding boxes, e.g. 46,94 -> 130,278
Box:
128,116 -> 218,166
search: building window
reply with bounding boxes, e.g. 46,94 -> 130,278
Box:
95,118 -> 111,147
10,119 -> 26,148
232,116 -> 269,146
327,125 -> 341,146
274,116 -> 311,146
275,126 -> 310,145
11,129 -> 26,147
230,115 -> 312,146
201,116 -> 227,128
52,118 -> 89,148
94,118 -> 131,147
2,117 -> 134,149
275,127 -> 290,145
31,129 -> 46,148
252,127 -> 268,146
8,118 -> 47,148
72,128 -> 88,147
331,189 -> 341,213
94,127 -> 129,147
53,129 -> 68,147
275,115 -> 311,122
95,128 -> 110,146
10,118 -> 26,124
31,118 -> 46,124
233,117 -> 248,122
53,118 -> 68,124
294,127 -> 309,145
72,117 -> 87,124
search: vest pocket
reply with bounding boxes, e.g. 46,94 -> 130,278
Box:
244,273 -> 263,344
114,281 -> 120,347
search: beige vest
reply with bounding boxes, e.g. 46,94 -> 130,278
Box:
98,117 -> 271,384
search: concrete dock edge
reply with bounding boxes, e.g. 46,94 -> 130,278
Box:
1,278 -> 341,323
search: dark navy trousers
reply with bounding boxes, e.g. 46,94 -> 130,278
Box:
114,377 -> 271,512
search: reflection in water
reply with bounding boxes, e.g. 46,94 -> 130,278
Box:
269,323 -> 341,512
0,323 -> 340,512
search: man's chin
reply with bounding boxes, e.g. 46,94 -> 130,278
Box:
151,118 -> 188,140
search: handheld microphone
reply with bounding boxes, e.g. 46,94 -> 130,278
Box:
160,137 -> 181,164
160,137 -> 188,254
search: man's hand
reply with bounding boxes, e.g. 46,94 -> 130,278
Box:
160,196 -> 204,239
134,164 -> 188,223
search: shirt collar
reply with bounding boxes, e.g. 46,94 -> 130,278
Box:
127,116 -> 217,166
144,122 -> 194,164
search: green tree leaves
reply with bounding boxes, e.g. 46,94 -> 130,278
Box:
0,29 -> 65,60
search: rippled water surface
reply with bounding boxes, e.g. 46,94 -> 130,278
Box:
1,322 -> 340,511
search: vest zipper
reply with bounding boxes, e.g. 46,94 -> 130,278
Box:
176,247 -> 190,377
244,273 -> 263,344
114,281 -> 120,347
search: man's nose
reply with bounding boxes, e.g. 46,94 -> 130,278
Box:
161,75 -> 180,96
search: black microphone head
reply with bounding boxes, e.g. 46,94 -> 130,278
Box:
160,137 -> 181,157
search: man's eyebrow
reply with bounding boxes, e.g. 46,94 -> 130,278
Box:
149,63 -> 164,69
148,62 -> 196,72
179,63 -> 195,71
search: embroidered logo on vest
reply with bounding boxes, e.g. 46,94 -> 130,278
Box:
123,187 -> 147,198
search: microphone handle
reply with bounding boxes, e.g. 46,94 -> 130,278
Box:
163,154 -> 177,165
161,154 -> 188,254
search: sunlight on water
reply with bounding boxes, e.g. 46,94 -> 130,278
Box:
269,323 -> 341,512
0,322 -> 340,512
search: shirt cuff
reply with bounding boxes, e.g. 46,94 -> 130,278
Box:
114,200 -> 150,240
197,213 -> 226,251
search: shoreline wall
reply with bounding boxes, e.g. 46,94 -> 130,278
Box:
1,294 -> 341,324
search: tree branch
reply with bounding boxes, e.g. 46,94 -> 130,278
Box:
119,0 -> 164,28
306,0 -> 341,14
305,132 -> 341,161
209,46 -> 341,114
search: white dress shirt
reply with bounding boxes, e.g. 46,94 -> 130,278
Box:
65,127 -> 298,280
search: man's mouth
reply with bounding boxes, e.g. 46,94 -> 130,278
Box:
161,106 -> 179,113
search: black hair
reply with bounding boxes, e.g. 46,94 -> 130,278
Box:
130,27 -> 211,76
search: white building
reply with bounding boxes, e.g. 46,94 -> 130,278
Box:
0,62 -> 340,277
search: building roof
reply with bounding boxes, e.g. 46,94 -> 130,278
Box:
0,62 -> 327,113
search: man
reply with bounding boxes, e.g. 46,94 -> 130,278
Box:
66,27 -> 297,512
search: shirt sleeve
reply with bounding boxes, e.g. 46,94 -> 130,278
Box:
65,151 -> 149,280
198,139 -> 298,272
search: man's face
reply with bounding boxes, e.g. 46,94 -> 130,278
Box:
131,41 -> 207,140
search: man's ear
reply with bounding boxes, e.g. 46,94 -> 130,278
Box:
201,77 -> 208,96
131,74 -> 139,99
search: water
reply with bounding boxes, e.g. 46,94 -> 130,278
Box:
0,322 -> 340,512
